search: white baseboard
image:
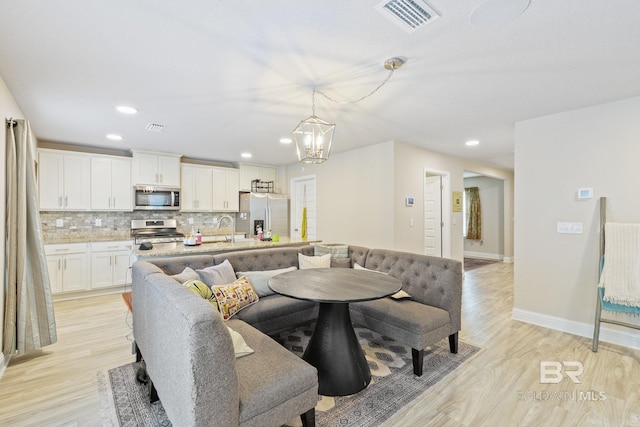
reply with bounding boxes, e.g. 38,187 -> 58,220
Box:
502,256 -> 514,263
512,308 -> 640,350
464,251 -> 503,261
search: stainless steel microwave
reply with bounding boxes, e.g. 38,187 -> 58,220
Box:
134,186 -> 180,210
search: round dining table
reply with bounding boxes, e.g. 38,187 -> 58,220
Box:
269,267 -> 401,396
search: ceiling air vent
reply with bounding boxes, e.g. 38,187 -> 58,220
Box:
375,0 -> 440,33
145,123 -> 165,133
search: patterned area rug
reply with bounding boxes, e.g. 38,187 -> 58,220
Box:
98,325 -> 480,427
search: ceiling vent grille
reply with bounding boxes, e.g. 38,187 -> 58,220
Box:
375,0 -> 440,33
145,123 -> 165,133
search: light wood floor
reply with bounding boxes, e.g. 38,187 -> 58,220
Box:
1,263 -> 639,426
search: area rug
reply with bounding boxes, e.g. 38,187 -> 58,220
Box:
464,257 -> 499,271
98,325 -> 480,427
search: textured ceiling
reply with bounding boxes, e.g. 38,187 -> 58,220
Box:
2,0 -> 640,170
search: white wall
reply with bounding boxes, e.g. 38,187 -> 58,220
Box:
464,176 -> 505,260
286,142 -> 396,249
1,75 -> 26,368
286,140 -> 514,262
514,96 -> 640,348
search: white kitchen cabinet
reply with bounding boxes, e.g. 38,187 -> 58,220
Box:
38,150 -> 90,211
181,164 -> 213,211
132,150 -> 182,187
45,243 -> 89,294
212,167 -> 239,211
90,240 -> 133,289
91,155 -> 132,210
239,164 -> 277,191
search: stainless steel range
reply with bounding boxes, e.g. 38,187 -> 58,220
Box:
131,219 -> 185,244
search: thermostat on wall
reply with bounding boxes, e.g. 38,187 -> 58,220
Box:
577,188 -> 593,200
405,197 -> 414,206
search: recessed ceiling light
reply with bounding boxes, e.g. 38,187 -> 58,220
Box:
241,152 -> 252,158
106,134 -> 123,141
465,140 -> 480,146
280,138 -> 292,144
115,105 -> 138,114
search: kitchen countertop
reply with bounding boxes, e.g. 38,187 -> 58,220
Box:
132,237 -> 321,258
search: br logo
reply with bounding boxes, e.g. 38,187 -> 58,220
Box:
540,361 -> 584,384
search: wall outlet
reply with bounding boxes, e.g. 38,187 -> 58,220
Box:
95,218 -> 102,227
188,217 -> 194,225
56,219 -> 63,228
557,222 -> 583,234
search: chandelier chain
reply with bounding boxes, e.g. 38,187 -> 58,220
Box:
312,68 -> 396,110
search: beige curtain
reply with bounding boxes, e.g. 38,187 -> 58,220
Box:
465,187 -> 482,240
3,119 -> 56,357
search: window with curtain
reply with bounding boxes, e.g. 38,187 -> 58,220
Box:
464,187 -> 482,240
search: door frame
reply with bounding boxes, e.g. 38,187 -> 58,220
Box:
424,167 -> 451,258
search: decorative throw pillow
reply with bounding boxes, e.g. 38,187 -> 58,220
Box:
331,258 -> 351,268
354,263 -> 411,300
184,279 -> 216,302
184,277 -> 259,320
298,253 -> 331,269
390,289 -> 411,300
171,266 -> 200,284
236,266 -> 297,297
210,277 -> 259,320
227,326 -> 254,358
354,263 -> 386,274
197,259 -> 237,288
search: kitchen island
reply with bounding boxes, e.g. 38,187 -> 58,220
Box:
132,237 -> 320,259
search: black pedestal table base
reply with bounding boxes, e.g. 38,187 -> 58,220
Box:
303,302 -> 370,396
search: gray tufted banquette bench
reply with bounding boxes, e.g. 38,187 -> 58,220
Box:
131,244 -> 462,426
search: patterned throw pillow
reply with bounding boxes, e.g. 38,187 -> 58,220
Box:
184,277 -> 259,320
210,277 -> 259,320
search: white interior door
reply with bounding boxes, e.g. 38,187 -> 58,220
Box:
424,175 -> 442,256
291,176 -> 317,240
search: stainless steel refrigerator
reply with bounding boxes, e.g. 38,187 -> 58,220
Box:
237,192 -> 289,238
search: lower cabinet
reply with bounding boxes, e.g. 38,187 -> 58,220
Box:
45,243 -> 90,294
90,241 -> 133,289
45,240 -> 133,295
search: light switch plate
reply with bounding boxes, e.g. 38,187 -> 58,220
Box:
95,218 -> 102,227
557,222 -> 583,234
56,219 -> 63,228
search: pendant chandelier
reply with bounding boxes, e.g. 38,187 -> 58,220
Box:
293,57 -> 405,164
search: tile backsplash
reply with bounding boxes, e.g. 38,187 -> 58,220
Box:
40,211 -> 237,243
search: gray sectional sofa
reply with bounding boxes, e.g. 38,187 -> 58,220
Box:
131,244 -> 462,427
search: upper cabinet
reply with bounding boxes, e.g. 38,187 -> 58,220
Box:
38,149 -> 90,211
181,164 -> 213,212
90,155 -> 132,211
212,167 -> 239,211
239,164 -> 278,192
132,150 -> 182,187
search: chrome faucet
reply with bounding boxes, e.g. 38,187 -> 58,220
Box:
217,215 -> 235,243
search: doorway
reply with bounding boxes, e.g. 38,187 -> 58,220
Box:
290,175 -> 317,240
424,175 -> 442,256
423,168 -> 451,258
463,172 -> 505,261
